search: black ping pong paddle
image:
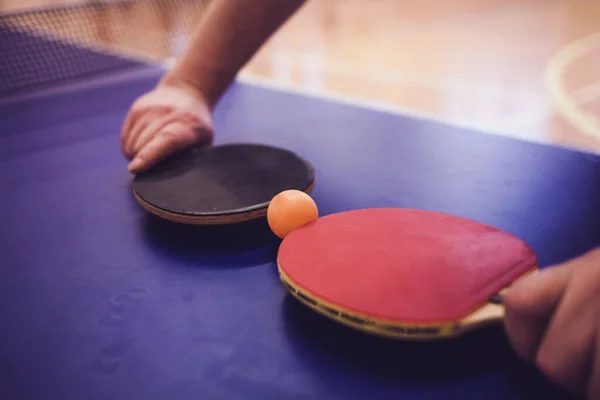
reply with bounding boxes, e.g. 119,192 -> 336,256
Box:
132,143 -> 315,225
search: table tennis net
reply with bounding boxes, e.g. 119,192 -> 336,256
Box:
0,0 -> 210,97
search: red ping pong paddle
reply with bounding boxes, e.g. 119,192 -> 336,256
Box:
276,208 -> 537,339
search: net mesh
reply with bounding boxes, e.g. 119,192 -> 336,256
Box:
0,0 -> 210,97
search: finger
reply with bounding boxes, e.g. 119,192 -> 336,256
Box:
503,265 -> 570,362
586,325 -> 600,399
535,255 -> 599,394
125,108 -> 168,159
130,112 -> 178,157
120,108 -> 140,159
128,122 -> 202,173
121,104 -> 138,138
133,112 -> 212,157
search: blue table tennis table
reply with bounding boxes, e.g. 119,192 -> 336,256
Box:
1,5 -> 599,400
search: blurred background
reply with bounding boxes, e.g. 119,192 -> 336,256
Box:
2,0 -> 599,154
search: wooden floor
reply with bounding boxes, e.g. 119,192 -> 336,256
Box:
2,0 -> 600,154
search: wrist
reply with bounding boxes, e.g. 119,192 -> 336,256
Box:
160,61 -> 235,110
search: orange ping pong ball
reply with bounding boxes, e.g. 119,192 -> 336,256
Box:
267,190 -> 318,239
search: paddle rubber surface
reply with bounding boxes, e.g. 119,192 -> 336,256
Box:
278,208 -> 537,324
132,143 -> 315,219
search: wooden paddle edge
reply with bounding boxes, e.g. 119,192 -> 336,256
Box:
456,266 -> 539,333
133,181 -> 315,225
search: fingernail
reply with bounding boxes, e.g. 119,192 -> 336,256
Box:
128,157 -> 144,172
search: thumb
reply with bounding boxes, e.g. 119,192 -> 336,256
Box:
503,263 -> 570,362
